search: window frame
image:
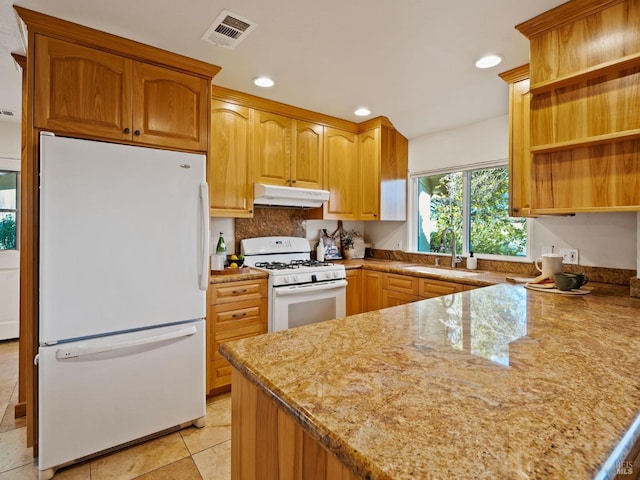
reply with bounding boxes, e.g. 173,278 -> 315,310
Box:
0,168 -> 19,252
408,160 -> 531,262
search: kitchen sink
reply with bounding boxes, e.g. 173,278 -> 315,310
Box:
402,265 -> 481,278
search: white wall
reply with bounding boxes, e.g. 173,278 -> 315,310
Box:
0,121 -> 20,158
364,114 -> 638,270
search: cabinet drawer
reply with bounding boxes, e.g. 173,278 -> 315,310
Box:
211,298 -> 266,329
383,273 -> 419,295
209,279 -> 267,304
382,289 -> 421,308
419,278 -> 464,298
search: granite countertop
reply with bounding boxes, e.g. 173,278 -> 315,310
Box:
220,283 -> 640,479
209,267 -> 268,284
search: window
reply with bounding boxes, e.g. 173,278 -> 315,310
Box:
0,171 -> 18,251
416,165 -> 526,258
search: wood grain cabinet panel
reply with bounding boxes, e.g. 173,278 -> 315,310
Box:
499,65 -> 534,218
345,269 -> 362,316
132,62 -> 208,151
419,278 -> 464,299
516,0 -> 640,213
209,100 -> 254,217
361,270 -> 383,312
382,289 -> 421,308
323,128 -> 358,219
34,36 -> 133,141
358,127 -> 380,220
34,35 -> 208,151
254,111 -> 292,187
207,279 -> 267,393
292,120 -> 323,189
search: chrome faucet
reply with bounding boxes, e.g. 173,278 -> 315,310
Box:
441,228 -> 462,268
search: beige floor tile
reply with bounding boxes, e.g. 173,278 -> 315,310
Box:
0,427 -> 33,474
181,395 -> 231,455
89,432 -> 190,480
54,462 -> 90,480
133,457 -> 202,480
192,440 -> 230,480
0,462 -> 38,480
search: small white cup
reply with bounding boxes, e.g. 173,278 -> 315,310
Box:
534,253 -> 563,278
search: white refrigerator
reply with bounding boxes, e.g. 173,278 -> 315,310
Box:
37,133 -> 209,479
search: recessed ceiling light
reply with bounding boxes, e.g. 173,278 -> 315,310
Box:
354,107 -> 371,117
475,54 -> 503,69
254,76 -> 274,88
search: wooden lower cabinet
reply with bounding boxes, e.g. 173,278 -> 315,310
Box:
345,269 -> 362,316
382,289 -> 421,307
231,369 -> 359,480
207,279 -> 267,393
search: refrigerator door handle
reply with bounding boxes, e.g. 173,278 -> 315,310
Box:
55,325 -> 198,360
199,182 -> 210,291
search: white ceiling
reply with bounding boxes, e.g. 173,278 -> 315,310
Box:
0,0 -> 566,138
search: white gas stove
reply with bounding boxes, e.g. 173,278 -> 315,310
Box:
240,236 -> 347,332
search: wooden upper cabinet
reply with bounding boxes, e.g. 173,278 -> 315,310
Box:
209,99 -> 254,217
499,64 -> 534,218
253,112 -> 324,189
358,127 -> 380,220
33,35 -> 209,152
515,0 -> 640,213
132,62 -> 208,151
323,127 -> 358,219
34,36 -> 132,141
253,111 -> 292,186
291,120 -> 323,189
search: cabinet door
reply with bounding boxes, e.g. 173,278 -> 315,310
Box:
345,269 -> 362,316
323,128 -> 358,220
510,76 -> 534,217
34,35 -> 133,141
361,270 -> 383,312
209,100 -> 254,217
291,120 -> 323,189
132,62 -> 209,151
383,273 -> 419,295
254,111 -> 291,186
358,127 -> 380,220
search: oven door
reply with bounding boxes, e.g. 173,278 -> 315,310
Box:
271,279 -> 347,332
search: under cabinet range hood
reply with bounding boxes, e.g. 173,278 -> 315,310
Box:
253,183 -> 330,208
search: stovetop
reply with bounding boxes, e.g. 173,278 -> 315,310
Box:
254,260 -> 335,270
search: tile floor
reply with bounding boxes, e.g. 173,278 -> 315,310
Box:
0,340 -> 232,480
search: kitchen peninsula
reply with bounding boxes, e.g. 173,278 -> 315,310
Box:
220,283 -> 640,479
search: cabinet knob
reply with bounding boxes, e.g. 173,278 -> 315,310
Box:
134,130 -> 141,136
291,179 -> 297,184
123,128 -> 130,134
513,208 -> 519,213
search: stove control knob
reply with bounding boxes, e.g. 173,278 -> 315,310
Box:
325,272 -> 332,280
333,271 -> 341,278
284,275 -> 292,284
292,275 -> 300,283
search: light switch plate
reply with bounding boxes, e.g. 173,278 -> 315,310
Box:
560,248 -> 579,264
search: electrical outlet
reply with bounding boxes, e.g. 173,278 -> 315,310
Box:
560,248 -> 579,265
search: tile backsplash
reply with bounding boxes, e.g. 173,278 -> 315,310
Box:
234,207 -> 307,252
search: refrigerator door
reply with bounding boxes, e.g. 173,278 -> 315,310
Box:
39,134 -> 209,344
38,320 -> 206,472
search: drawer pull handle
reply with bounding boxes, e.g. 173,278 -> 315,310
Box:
232,312 -> 247,318
232,289 -> 248,294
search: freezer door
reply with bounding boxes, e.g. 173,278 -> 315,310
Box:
39,134 -> 209,344
38,320 -> 206,471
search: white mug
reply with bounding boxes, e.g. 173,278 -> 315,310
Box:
534,253 -> 563,278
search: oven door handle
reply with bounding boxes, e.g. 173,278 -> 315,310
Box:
273,279 -> 348,296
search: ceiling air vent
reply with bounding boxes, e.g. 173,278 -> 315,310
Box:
0,109 -> 16,118
201,10 -> 257,49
